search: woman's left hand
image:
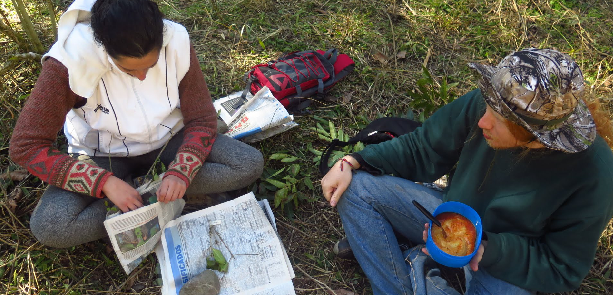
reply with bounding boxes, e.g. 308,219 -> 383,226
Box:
421,223 -> 487,272
157,175 -> 187,203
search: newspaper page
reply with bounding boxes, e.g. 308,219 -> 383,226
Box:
242,121 -> 298,143
213,87 -> 295,141
157,193 -> 295,295
104,179 -> 185,274
214,90 -> 254,125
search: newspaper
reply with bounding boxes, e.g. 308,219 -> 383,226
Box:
242,121 -> 299,143
156,193 -> 295,295
103,179 -> 185,274
213,87 -> 297,141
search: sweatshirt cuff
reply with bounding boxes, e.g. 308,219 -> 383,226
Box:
165,151 -> 203,187
62,161 -> 114,198
94,171 -> 114,199
478,231 -> 502,267
350,153 -> 382,175
163,170 -> 192,187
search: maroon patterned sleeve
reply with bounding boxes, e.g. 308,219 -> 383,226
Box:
9,58 -> 113,198
164,44 -> 217,186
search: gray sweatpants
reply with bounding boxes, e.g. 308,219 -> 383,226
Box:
29,133 -> 264,248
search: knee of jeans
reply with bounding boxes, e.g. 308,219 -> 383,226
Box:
337,172 -> 373,213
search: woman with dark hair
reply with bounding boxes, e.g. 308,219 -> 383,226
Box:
9,0 -> 264,248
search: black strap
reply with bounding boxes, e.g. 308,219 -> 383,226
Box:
318,139 -> 352,175
241,78 -> 253,100
317,79 -> 324,94
293,99 -> 312,112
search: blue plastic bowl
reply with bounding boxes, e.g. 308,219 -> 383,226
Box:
426,201 -> 482,268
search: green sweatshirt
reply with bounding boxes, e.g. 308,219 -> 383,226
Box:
356,89 -> 613,293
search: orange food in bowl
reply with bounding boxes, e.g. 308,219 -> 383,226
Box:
431,212 -> 476,256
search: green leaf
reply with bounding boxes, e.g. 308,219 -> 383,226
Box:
353,142 -> 365,152
265,179 -> 286,189
329,121 -> 336,139
317,134 -> 332,142
206,256 -> 217,269
308,146 -> 322,156
289,164 -> 300,176
316,123 -> 330,137
304,177 -> 314,190
280,156 -> 298,163
269,153 -> 290,160
206,248 -> 228,272
258,38 -> 265,50
274,187 -> 289,207
440,78 -> 448,102
212,249 -> 228,270
421,65 -> 433,81
282,176 -> 298,184
268,167 -> 286,178
330,150 -> 346,165
264,183 -> 278,191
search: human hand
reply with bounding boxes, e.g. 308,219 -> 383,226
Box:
422,222 -> 430,243
320,156 -> 359,207
157,175 -> 187,203
103,175 -> 143,212
421,223 -> 487,271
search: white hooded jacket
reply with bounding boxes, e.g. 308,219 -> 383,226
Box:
44,0 -> 190,156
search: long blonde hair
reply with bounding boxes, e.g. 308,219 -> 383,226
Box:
505,95 -> 613,149
585,95 -> 613,148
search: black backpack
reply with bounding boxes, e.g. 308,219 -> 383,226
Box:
318,117 -> 422,175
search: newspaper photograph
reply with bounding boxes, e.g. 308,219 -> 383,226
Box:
157,193 -> 295,295
213,87 -> 295,141
103,178 -> 185,274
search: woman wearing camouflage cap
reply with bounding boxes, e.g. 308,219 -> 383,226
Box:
321,48 -> 613,294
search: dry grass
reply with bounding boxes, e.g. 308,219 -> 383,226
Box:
1,0 -> 613,294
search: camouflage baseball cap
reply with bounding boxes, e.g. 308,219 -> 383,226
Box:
469,48 -> 596,153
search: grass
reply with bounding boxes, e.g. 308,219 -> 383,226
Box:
1,0 -> 613,294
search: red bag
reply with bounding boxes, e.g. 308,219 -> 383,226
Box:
242,49 -> 355,112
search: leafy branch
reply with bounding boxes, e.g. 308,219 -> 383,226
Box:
407,66 -> 458,121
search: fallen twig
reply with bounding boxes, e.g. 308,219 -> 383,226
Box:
294,264 -> 336,295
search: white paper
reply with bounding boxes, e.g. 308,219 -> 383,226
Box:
213,87 -> 295,141
103,178 -> 185,274
157,193 -> 295,295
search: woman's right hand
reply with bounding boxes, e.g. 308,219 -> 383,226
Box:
102,176 -> 144,212
321,156 -> 359,207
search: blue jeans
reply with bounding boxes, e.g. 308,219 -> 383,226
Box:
336,171 -> 535,295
